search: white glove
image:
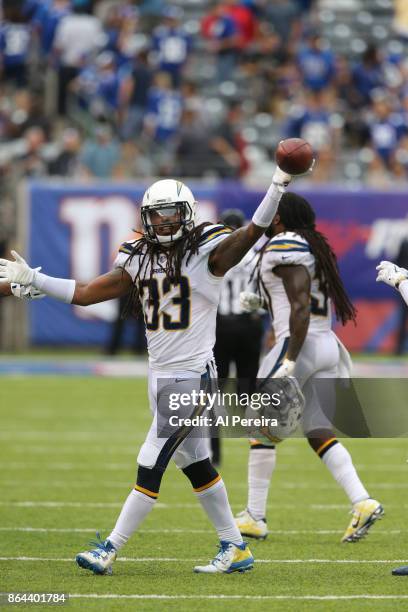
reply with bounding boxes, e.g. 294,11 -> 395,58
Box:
273,166 -> 292,189
0,250 -> 36,286
272,358 -> 296,378
376,261 -> 408,289
11,282 -> 45,300
240,291 -> 263,312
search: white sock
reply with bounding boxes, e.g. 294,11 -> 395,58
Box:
247,448 -> 276,521
108,489 -> 156,550
321,442 -> 369,505
195,478 -> 243,545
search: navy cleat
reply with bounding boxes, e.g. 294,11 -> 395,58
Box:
76,533 -> 117,575
392,566 -> 408,576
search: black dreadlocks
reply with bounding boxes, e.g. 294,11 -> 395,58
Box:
257,192 -> 356,325
122,221 -> 212,318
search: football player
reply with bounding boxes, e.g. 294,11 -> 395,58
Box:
235,192 -> 383,543
0,168 -> 294,575
212,209 -> 264,466
376,259 -> 408,576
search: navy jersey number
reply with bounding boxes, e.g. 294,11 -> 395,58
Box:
310,278 -> 328,317
140,276 -> 191,330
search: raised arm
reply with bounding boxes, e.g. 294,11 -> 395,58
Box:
272,264 -> 311,371
209,168 -> 291,276
0,251 -> 133,305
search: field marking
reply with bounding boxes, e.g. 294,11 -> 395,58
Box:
1,557 -> 408,564
1,461 -> 406,474
0,500 -> 399,511
69,594 -> 408,601
0,432 -> 146,441
0,501 -> 358,510
0,527 -> 403,536
0,479 -> 406,492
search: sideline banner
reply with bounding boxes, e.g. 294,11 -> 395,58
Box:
27,181 -> 408,351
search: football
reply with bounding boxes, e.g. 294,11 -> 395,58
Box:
275,138 -> 314,175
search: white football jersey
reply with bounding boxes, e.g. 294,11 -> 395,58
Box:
259,231 -> 332,341
113,224 -> 232,372
218,248 -> 258,316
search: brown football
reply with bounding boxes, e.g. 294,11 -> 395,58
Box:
275,138 -> 314,175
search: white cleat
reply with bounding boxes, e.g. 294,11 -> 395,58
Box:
235,509 -> 268,540
76,535 -> 117,575
342,498 -> 384,543
194,540 -> 254,574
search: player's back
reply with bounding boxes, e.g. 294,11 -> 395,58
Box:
259,231 -> 332,341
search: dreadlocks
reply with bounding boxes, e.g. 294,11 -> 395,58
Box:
257,192 -> 356,325
122,222 -> 212,318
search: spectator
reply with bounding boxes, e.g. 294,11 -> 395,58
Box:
352,45 -> 385,106
209,101 -> 248,178
285,90 -> 343,154
92,51 -> 126,121
53,2 -> 105,115
114,7 -> 147,68
202,3 -> 240,83
79,123 -> 121,178
175,103 -> 213,177
120,49 -> 154,139
152,6 -> 192,88
48,127 -> 82,177
0,9 -> 32,88
265,0 -> 302,53
366,92 -> 406,165
297,32 -> 336,92
143,71 -> 183,145
225,0 -> 259,51
32,0 -> 71,57
17,126 -> 48,177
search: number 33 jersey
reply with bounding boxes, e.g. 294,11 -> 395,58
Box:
259,231 -> 332,341
113,225 -> 232,372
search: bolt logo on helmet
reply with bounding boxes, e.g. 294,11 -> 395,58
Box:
141,179 -> 197,244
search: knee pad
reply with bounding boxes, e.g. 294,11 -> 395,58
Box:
135,465 -> 163,499
137,441 -> 162,470
182,458 -> 219,491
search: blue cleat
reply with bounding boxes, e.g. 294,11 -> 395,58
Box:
76,533 -> 117,575
392,566 -> 408,576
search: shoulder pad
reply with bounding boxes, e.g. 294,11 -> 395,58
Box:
199,224 -> 233,246
118,240 -> 137,255
266,232 -> 309,254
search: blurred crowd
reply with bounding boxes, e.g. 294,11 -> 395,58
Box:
0,0 -> 407,190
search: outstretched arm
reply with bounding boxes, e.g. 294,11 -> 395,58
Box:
72,269 -> 133,305
0,251 -> 133,305
209,168 -> 291,276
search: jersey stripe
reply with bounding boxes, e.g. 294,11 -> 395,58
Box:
118,242 -> 134,255
200,227 -> 232,246
270,239 -> 309,248
266,244 -> 310,252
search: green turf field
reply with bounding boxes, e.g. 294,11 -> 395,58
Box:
1,376 -> 408,611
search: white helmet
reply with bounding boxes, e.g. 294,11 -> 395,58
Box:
141,179 -> 196,244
